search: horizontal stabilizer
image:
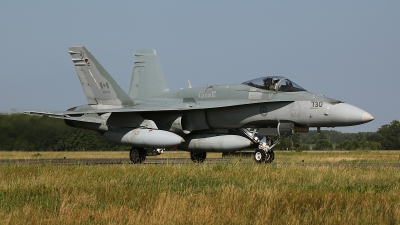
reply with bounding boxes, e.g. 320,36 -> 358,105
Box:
11,108 -> 84,119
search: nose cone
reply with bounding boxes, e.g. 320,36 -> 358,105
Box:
362,112 -> 374,123
331,103 -> 374,126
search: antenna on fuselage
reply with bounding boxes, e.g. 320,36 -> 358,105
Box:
187,80 -> 192,88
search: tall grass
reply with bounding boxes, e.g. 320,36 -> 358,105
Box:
1,160 -> 399,224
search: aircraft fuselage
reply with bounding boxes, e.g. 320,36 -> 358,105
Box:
138,83 -> 373,132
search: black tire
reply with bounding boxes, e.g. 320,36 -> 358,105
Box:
138,148 -> 146,162
264,151 -> 274,163
254,149 -> 266,163
130,147 -> 146,164
190,152 -> 207,163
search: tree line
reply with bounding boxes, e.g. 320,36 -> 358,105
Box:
275,120 -> 400,150
0,114 -> 128,151
0,114 -> 399,151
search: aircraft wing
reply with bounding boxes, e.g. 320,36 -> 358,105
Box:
12,98 -> 292,118
94,98 -> 292,113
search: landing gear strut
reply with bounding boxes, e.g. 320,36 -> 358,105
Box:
129,147 -> 146,164
190,152 -> 206,163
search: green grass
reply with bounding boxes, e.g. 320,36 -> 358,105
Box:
0,151 -> 400,224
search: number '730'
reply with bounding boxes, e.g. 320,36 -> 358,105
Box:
312,101 -> 323,107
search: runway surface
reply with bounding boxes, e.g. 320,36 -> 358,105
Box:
0,158 -> 228,165
1,157 -> 400,167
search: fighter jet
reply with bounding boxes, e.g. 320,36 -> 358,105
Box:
13,46 -> 374,164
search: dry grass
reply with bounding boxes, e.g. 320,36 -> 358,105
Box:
1,150 -> 399,163
0,151 -> 400,224
275,151 -> 400,164
0,151 -> 128,159
0,151 -> 222,160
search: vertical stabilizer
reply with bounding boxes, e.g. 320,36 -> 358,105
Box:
129,49 -> 169,99
68,46 -> 133,106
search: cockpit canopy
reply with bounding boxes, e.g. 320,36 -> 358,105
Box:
242,76 -> 306,92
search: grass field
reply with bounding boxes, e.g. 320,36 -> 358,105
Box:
0,151 -> 222,160
1,151 -> 399,224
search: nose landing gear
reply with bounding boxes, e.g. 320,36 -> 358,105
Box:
254,149 -> 275,163
240,128 -> 279,164
254,136 -> 278,164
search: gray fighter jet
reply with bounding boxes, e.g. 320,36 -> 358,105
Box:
13,46 -> 374,163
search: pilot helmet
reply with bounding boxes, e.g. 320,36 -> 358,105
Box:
272,78 -> 279,83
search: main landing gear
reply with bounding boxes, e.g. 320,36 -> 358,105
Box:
129,148 -> 165,164
129,147 -> 146,164
190,152 -> 207,163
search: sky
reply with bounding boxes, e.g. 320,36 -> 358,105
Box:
1,1 -> 399,133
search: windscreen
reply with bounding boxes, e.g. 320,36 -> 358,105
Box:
242,76 -> 306,92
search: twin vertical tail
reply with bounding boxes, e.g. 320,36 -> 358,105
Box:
68,46 -> 133,107
129,49 -> 170,99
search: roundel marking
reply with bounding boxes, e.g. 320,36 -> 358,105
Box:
260,106 -> 267,117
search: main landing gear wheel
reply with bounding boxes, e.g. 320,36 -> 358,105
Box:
190,152 -> 207,163
129,147 -> 146,164
254,150 -> 274,164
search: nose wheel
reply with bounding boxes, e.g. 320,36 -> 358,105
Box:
254,149 -> 274,164
253,136 -> 278,164
240,129 -> 279,164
